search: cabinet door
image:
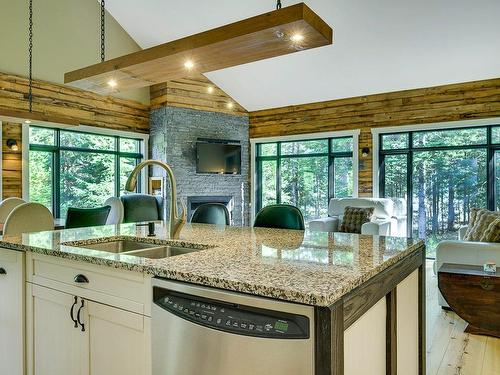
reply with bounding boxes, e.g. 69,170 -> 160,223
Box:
0,249 -> 24,375
27,284 -> 87,375
86,300 -> 151,375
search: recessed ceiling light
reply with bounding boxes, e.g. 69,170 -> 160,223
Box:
184,60 -> 194,69
290,33 -> 304,43
24,119 -> 32,124
107,79 -> 117,88
227,102 -> 234,109
207,86 -> 214,94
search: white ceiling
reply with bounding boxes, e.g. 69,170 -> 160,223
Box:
104,0 -> 500,111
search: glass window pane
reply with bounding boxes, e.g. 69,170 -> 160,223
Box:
331,137 -> 353,153
60,131 -> 115,150
29,127 -> 55,145
120,157 -> 139,195
59,150 -> 115,218
281,139 -> 328,155
259,143 -> 277,156
333,157 -> 353,197
381,133 -> 409,150
29,151 -> 53,212
411,148 -> 487,258
412,128 -> 487,148
120,138 -> 140,153
383,154 -> 408,200
260,160 -> 277,207
280,156 -> 328,221
493,126 -> 500,144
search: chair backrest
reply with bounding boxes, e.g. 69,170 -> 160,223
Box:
120,194 -> 163,223
191,203 -> 230,225
328,198 -> 394,219
65,206 -> 111,229
0,197 -> 26,223
254,204 -> 305,230
104,197 -> 124,224
3,202 -> 54,236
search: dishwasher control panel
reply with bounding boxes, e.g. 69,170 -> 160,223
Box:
153,287 -> 310,339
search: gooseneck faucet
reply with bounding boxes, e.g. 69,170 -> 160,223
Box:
125,160 -> 186,239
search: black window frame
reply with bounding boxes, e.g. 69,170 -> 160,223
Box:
29,126 -> 144,218
255,136 -> 354,216
379,124 -> 500,238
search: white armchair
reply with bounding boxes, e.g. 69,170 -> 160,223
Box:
309,198 -> 405,236
435,226 -> 500,307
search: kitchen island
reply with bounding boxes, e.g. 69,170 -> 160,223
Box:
0,223 -> 425,375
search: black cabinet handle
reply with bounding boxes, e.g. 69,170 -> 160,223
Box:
70,296 -> 78,328
0,267 -> 6,275
76,299 -> 85,332
74,274 -> 89,284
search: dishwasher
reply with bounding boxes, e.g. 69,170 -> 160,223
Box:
152,277 -> 315,375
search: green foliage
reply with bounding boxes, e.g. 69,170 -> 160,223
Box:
28,127 -> 142,218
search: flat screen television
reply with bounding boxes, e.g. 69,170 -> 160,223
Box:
196,140 -> 241,174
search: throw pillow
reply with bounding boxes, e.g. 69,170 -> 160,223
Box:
339,206 -> 374,234
479,217 -> 500,243
464,208 -> 500,241
463,207 -> 480,240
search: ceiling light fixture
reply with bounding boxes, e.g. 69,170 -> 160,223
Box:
184,60 -> 194,69
227,102 -> 234,109
7,139 -> 19,152
290,33 -> 304,42
207,86 -> 214,94
24,119 -> 32,124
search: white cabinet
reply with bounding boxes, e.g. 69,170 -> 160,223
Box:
87,300 -> 151,375
27,284 -> 86,375
25,253 -> 151,375
0,248 -> 25,375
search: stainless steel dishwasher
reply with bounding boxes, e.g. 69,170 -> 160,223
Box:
152,278 -> 315,375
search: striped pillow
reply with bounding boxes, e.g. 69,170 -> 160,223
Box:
464,208 -> 500,242
339,206 -> 374,234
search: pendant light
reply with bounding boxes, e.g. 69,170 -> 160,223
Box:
64,1 -> 333,94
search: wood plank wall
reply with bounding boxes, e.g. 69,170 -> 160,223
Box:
2,122 -> 22,198
0,72 -> 150,133
150,74 -> 247,115
0,71 -> 150,199
249,78 -> 500,196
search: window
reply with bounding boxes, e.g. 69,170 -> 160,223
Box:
379,126 -> 499,257
255,136 -> 354,221
29,126 -> 144,218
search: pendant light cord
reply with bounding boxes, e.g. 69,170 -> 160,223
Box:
28,0 -> 33,112
100,0 -> 105,62
276,0 -> 282,10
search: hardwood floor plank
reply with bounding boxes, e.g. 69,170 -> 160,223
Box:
482,337 -> 500,375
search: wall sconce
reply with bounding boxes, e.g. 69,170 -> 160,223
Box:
361,147 -> 370,158
7,139 -> 19,151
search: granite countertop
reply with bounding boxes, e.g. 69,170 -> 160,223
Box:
0,223 -> 424,307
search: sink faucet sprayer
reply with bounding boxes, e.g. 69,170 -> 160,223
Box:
125,160 -> 186,239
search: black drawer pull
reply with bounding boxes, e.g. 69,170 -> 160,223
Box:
70,296 -> 78,328
74,274 -> 89,283
77,299 -> 85,332
0,267 -> 6,275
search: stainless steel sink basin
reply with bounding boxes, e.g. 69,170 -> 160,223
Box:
76,240 -> 160,253
66,238 -> 204,259
124,246 -> 200,259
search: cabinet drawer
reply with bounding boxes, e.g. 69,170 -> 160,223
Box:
26,253 -> 151,316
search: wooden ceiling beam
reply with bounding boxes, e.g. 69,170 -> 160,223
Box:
64,3 -> 332,95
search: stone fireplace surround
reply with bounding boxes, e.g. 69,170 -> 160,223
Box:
149,106 -> 250,226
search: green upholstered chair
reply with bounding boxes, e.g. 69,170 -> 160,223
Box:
253,204 -> 305,230
65,206 -> 111,229
120,194 -> 163,223
191,203 -> 230,225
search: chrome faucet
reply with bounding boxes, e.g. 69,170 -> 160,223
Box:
125,160 -> 186,239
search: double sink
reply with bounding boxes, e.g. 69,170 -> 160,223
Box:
66,238 -> 206,259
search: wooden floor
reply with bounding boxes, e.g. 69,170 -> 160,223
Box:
426,261 -> 500,375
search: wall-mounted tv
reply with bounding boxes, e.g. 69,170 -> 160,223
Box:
196,139 -> 241,175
